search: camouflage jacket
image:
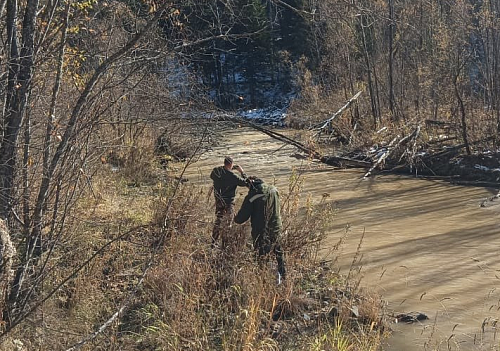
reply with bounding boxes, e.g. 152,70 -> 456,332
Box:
210,166 -> 247,205
234,179 -> 282,242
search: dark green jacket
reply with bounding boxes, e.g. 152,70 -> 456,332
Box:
210,166 -> 247,205
234,179 -> 282,242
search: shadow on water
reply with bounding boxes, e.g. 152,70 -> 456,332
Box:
320,174 -> 500,350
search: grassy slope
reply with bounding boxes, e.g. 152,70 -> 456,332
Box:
6,130 -> 388,350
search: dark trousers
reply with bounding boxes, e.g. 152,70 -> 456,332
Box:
253,233 -> 286,278
212,201 -> 234,248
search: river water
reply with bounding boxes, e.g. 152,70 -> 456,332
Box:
185,127 -> 500,351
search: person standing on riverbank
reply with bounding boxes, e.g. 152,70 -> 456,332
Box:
210,156 -> 248,248
234,177 -> 286,282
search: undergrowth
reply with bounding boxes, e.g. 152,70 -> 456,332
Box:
1,128 -> 389,351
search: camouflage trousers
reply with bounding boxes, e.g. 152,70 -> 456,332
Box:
253,232 -> 286,279
212,201 -> 235,248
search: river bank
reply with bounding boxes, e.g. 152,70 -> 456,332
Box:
183,126 -> 500,351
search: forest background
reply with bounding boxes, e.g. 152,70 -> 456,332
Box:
0,0 -> 499,350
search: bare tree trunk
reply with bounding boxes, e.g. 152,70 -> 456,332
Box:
388,0 -> 396,119
21,105 -> 31,236
360,15 -> 378,126
8,1 -> 171,323
0,0 -> 39,220
453,56 -> 471,155
490,0 -> 500,134
346,51 -> 360,127
456,90 -> 471,155
373,61 -> 382,120
248,55 -> 256,107
0,0 -> 6,19
310,91 -> 363,136
0,219 -> 15,327
0,0 -> 41,320
34,0 -> 71,250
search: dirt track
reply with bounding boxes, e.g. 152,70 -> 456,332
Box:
183,127 -> 500,351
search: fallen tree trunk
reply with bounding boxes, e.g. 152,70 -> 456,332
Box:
310,91 -> 363,137
319,155 -> 371,168
217,115 -> 499,185
363,137 -> 398,178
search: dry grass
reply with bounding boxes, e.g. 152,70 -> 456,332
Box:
108,160 -> 387,351
2,128 -> 388,351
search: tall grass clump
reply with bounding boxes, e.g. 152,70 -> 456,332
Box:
114,167 -> 389,350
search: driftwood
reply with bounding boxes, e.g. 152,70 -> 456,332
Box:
480,191 -> 500,207
320,155 -> 371,168
394,312 -> 428,324
424,119 -> 455,127
236,119 -> 322,159
363,126 -> 421,178
427,136 -> 458,144
363,137 -> 398,178
310,91 -> 363,137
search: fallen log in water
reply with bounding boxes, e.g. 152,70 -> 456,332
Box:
320,155 -> 371,168
480,191 -> 500,207
422,135 -> 496,161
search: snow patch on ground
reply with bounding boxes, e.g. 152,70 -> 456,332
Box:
474,164 -> 500,172
237,108 -> 287,126
474,164 -> 490,171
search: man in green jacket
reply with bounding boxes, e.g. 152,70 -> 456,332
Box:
234,177 -> 286,281
210,156 -> 247,248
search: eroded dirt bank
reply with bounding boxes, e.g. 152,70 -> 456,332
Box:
182,127 -> 500,351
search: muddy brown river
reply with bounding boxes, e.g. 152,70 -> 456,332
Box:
184,127 -> 500,350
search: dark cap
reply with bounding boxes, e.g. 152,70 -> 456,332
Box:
245,176 -> 262,188
224,156 -> 233,165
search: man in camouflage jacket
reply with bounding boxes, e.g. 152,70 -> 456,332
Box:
210,156 -> 247,247
234,177 -> 286,280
